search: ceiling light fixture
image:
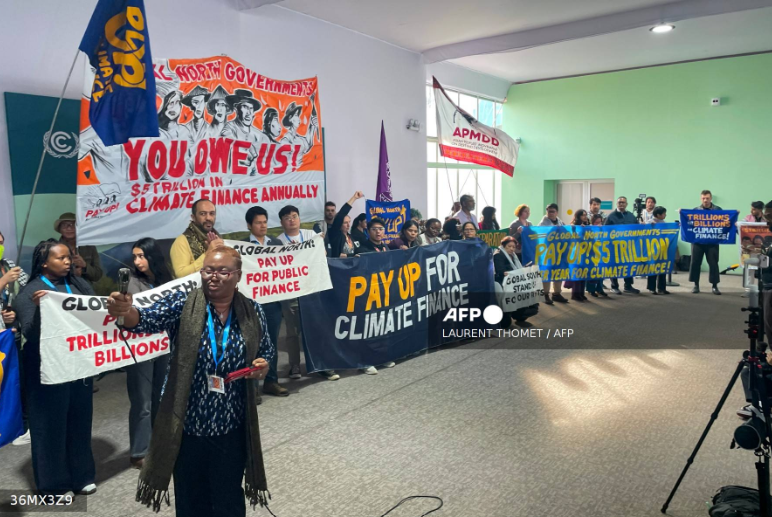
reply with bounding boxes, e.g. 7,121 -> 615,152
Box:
650,24 -> 675,33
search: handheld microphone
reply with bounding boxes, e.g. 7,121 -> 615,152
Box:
117,268 -> 131,326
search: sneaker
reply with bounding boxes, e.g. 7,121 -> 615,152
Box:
12,430 -> 30,446
382,361 -> 396,368
611,288 -> 622,295
712,286 -> 721,295
649,290 -> 658,295
552,293 -> 569,303
289,365 -> 302,379
362,366 -> 378,375
544,293 -> 553,305
263,381 -> 289,397
658,290 -> 671,295
78,484 -> 97,496
319,370 -> 340,381
623,287 -> 640,294
692,285 -> 700,294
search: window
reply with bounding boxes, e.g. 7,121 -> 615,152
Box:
426,85 -> 504,223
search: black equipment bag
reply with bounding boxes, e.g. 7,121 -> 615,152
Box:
709,485 -> 760,517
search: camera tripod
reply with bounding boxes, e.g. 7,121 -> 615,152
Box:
662,274 -> 770,515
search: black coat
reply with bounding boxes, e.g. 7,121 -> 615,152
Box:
604,210 -> 637,225
359,240 -> 389,253
493,251 -> 518,284
327,202 -> 357,258
350,227 -> 368,248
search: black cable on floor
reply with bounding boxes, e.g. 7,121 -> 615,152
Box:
260,495 -> 444,517
379,495 -> 444,517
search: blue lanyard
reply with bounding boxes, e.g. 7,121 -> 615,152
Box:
207,305 -> 232,372
283,232 -> 304,243
41,276 -> 72,294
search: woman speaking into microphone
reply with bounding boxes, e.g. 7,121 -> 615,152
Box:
15,239 -> 97,496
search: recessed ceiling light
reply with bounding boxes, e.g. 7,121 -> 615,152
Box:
650,24 -> 675,33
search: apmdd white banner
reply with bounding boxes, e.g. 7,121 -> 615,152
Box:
433,76 -> 519,176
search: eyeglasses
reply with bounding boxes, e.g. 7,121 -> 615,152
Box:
200,269 -> 240,280
281,214 -> 299,221
60,222 -> 75,229
370,227 -> 385,232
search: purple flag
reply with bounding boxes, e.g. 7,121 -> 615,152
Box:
376,121 -> 393,202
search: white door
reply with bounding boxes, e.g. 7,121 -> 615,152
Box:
556,180 -> 615,223
556,182 -> 585,224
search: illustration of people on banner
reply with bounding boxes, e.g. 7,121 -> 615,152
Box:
77,56 -> 325,245
738,222 -> 772,266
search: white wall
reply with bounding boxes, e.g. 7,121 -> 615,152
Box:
0,0 -> 428,258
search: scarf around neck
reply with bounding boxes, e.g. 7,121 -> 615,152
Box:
136,288 -> 270,511
183,222 -> 218,260
498,246 -> 523,270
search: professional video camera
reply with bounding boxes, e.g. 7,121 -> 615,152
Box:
633,194 -> 646,222
664,246 -> 772,515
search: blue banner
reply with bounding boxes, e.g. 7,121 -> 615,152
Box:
79,0 -> 159,146
679,209 -> 739,245
0,330 -> 24,448
522,223 -> 679,282
298,241 -> 496,371
366,199 -> 410,244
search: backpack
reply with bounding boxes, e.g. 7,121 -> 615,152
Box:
709,485 -> 760,517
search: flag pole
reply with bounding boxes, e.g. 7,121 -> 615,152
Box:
16,50 -> 81,264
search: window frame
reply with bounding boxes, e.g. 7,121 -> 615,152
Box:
426,84 -> 504,222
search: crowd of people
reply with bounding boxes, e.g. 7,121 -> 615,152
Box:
1,191 -> 771,511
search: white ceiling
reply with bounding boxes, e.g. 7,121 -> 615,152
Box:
253,0 -> 772,83
276,0 -> 683,52
452,7 -> 772,83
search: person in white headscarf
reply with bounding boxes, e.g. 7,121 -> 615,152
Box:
493,236 -> 539,328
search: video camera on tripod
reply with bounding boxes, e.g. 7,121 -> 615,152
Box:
734,251 -> 771,451
663,247 -> 772,516
633,194 -> 646,222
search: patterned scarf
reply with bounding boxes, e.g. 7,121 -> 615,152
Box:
136,289 -> 270,511
183,222 -> 217,260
